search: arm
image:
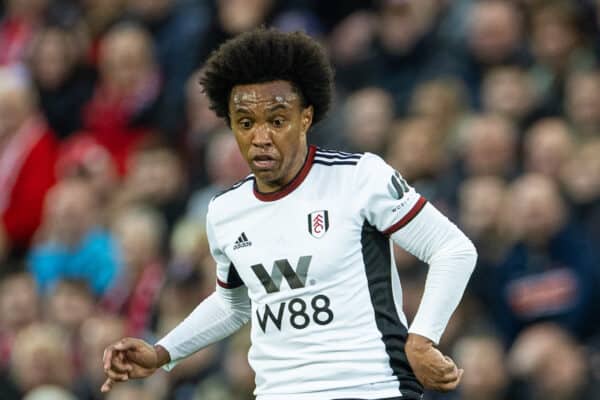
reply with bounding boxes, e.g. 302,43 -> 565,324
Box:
390,203 -> 477,344
156,285 -> 251,370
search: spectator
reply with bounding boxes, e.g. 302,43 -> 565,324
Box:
112,144 -> 188,237
125,0 -> 210,137
9,323 -> 73,398
508,323 -> 596,400
385,117 -> 446,203
74,315 -> 126,400
102,206 -> 165,337
409,79 -> 467,138
529,1 -> 595,116
343,86 -> 395,154
560,138 -> 600,244
460,0 -> 527,106
28,178 -> 120,296
450,334 -> 511,400
82,23 -> 161,174
46,279 -> 94,336
0,67 -> 58,259
0,272 -> 39,370
187,130 -> 250,223
28,24 -> 96,139
459,114 -> 518,179
564,69 -> 600,138
481,66 -> 537,128
493,174 -> 599,342
523,118 -> 575,179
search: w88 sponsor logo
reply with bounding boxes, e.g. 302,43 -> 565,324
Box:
255,294 -> 334,333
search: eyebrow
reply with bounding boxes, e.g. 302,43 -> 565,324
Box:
267,103 -> 291,113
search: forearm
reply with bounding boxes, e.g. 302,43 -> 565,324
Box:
391,203 -> 477,344
156,285 -> 251,370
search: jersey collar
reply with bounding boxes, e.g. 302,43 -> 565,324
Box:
253,145 -> 316,202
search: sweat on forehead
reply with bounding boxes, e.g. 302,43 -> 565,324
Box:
230,81 -> 303,106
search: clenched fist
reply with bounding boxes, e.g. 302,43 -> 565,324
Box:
406,333 -> 463,392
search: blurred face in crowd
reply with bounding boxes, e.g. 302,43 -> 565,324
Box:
482,66 -> 535,121
112,208 -> 163,272
43,179 -> 98,245
187,72 -> 223,139
0,71 -> 35,142
532,4 -> 579,70
459,177 -> 506,240
80,316 -> 125,384
454,336 -> 508,400
345,87 -> 394,154
506,174 -> 566,245
47,280 -> 94,333
229,80 -> 313,193
565,71 -> 600,134
462,115 -> 516,177
561,139 -> 600,203
524,118 -> 574,179
206,130 -> 250,187
386,118 -> 442,182
99,25 -> 155,94
377,0 -> 438,53
30,28 -> 77,90
218,0 -> 274,35
468,0 -> 522,64
508,324 -> 587,400
0,273 -> 38,332
410,80 -> 464,128
11,323 -> 72,392
126,147 -> 184,203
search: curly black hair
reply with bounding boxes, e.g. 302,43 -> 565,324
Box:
200,28 -> 334,126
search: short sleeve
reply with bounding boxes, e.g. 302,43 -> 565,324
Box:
206,206 -> 244,289
354,153 -> 427,235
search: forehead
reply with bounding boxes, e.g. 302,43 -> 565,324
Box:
229,80 -> 299,108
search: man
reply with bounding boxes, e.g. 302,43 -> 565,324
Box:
101,28 -> 477,400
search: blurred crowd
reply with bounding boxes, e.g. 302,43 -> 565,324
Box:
0,0 -> 599,399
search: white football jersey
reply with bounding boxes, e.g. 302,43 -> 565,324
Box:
207,146 -> 428,400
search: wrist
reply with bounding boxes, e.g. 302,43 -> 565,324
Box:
406,333 -> 434,352
153,344 -> 171,368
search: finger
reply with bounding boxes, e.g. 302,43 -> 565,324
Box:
111,353 -> 132,373
106,368 -> 129,382
113,338 -> 137,352
103,347 -> 114,371
100,378 -> 114,393
433,369 -> 464,391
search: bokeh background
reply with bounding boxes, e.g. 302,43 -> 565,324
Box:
0,0 -> 599,399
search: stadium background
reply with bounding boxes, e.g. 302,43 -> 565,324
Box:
0,0 -> 599,399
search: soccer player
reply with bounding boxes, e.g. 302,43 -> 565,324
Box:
101,28 -> 477,400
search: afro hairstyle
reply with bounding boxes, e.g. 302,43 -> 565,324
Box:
200,28 -> 334,126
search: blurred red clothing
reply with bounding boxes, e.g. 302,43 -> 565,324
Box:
100,261 -> 164,337
82,78 -> 160,175
0,117 -> 58,251
0,16 -> 36,66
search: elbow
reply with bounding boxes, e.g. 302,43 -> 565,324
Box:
462,237 -> 478,274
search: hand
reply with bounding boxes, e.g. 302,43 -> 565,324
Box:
405,333 -> 463,392
101,338 -> 169,393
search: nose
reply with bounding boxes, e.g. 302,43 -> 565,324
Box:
252,123 -> 273,148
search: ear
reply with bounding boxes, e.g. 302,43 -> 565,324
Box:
301,105 -> 314,133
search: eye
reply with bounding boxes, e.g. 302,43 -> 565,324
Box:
239,118 -> 253,129
272,117 -> 286,128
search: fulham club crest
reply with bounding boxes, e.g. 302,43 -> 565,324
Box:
308,210 -> 329,238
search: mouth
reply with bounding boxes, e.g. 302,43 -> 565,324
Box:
251,154 -> 278,170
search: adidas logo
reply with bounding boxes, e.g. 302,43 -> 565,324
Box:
233,232 -> 252,250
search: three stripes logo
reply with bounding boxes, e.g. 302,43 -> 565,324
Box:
233,232 -> 252,250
